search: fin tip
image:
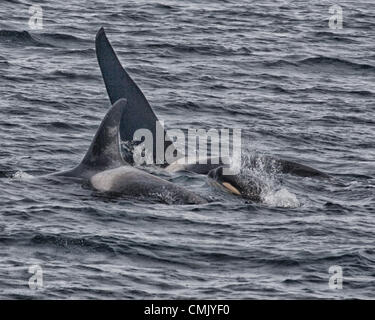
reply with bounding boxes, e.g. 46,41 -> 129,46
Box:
96,27 -> 106,42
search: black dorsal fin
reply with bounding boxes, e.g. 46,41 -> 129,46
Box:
95,27 -> 176,165
78,98 -> 127,175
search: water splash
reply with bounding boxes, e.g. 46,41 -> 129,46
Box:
240,153 -> 300,208
10,170 -> 34,181
263,188 -> 300,208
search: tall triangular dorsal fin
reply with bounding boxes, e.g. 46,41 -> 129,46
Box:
78,99 -> 127,174
95,27 -> 178,165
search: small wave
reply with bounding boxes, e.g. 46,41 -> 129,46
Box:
300,56 -> 375,71
36,121 -> 84,131
166,100 -> 202,111
324,202 -> 350,215
312,32 -> 359,44
0,30 -> 47,47
0,55 -> 9,66
146,42 -> 250,56
55,48 -> 95,57
45,70 -> 97,81
259,84 -> 291,94
153,3 -> 174,10
42,33 -> 87,43
108,11 -> 153,22
266,56 -> 375,73
262,85 -> 374,97
301,87 -> 374,97
31,234 -> 116,254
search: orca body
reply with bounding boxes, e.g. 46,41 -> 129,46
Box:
50,99 -> 207,204
90,166 -> 206,204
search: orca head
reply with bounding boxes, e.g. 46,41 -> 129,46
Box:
208,166 -> 263,202
208,166 -> 242,196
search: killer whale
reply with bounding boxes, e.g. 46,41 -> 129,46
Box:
50,99 -> 207,205
95,28 -> 329,201
208,166 -> 263,202
95,27 -> 234,173
95,27 -> 328,179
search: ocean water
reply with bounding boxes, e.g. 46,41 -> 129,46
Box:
0,0 -> 374,299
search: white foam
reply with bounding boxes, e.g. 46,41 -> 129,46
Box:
263,188 -> 300,208
11,171 -> 34,181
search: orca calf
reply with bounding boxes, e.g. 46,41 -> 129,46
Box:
208,166 -> 263,202
50,99 -> 207,205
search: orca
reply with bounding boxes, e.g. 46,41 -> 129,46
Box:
95,27 -> 229,173
50,99 -> 207,205
208,166 -> 263,202
94,27 -> 329,181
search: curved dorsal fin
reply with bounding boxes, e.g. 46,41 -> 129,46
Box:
79,98 -> 127,174
95,27 -> 175,165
